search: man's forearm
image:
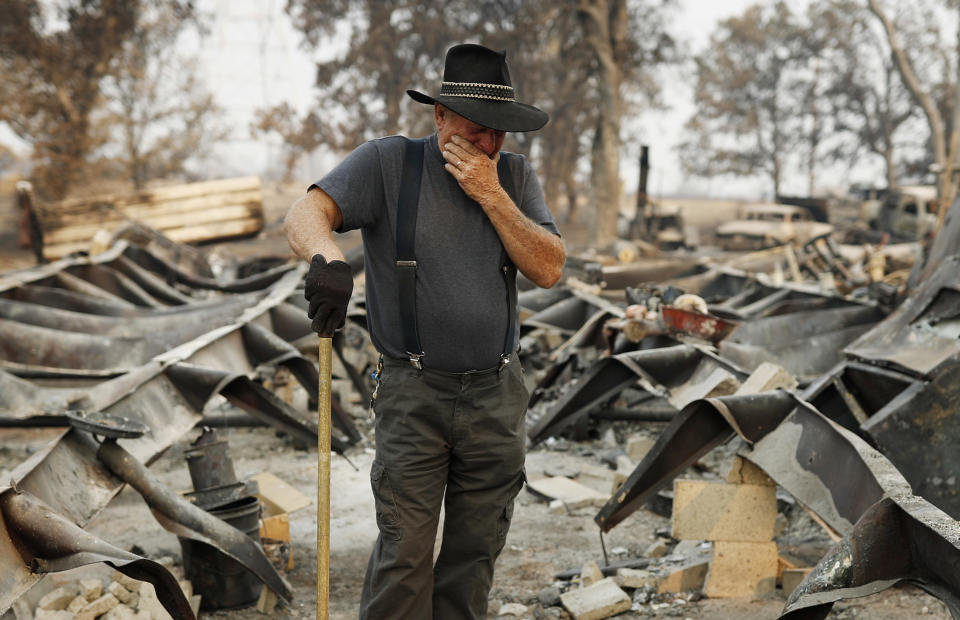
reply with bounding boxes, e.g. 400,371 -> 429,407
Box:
480,191 -> 565,288
284,188 -> 346,263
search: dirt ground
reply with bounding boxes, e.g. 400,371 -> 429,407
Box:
0,183 -> 952,619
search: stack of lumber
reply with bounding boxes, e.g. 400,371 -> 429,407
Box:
32,176 -> 264,260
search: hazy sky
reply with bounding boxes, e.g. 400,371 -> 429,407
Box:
6,0 -> 872,201
192,0 -> 839,200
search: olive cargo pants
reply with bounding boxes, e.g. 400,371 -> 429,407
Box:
359,355 -> 529,619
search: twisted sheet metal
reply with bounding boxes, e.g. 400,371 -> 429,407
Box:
0,240 -> 351,613
0,488 -> 195,619
587,386 -> 960,617
527,344 -> 745,444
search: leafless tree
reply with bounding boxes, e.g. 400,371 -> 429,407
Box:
679,1 -> 808,197
0,0 -> 195,199
868,0 -> 960,227
260,0 -> 677,248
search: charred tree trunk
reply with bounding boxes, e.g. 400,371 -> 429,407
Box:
580,0 -> 626,249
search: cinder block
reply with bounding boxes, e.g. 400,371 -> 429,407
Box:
669,367 -> 741,409
616,568 -> 657,589
575,463 -> 621,495
781,568 -> 812,596
777,555 -> 797,581
38,587 -> 76,611
111,572 -> 142,592
672,480 -> 777,542
137,582 -> 172,620
102,604 -> 139,620
644,540 -> 669,558
625,434 -> 655,461
725,455 -> 775,486
256,587 -> 277,614
106,581 -> 137,606
656,557 -> 710,593
704,541 -> 779,598
735,362 -> 797,395
580,560 -> 604,586
68,595 -> 88,613
76,593 -> 119,620
560,577 -> 631,620
79,579 -> 103,601
527,476 -> 608,509
34,610 -> 74,620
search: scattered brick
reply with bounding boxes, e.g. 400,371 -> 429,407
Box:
672,480 -> 777,542
704,541 -> 779,598
560,577 -> 631,620
37,587 -> 75,611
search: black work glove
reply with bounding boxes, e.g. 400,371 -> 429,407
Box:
304,254 -> 353,337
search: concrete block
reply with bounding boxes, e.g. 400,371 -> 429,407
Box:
735,362 -> 797,395
625,434 -> 655,461
68,595 -> 88,613
498,602 -> 529,616
560,577 -> 631,620
575,464 -> 621,495
725,455 -> 775,486
777,555 -> 797,581
106,581 -> 137,606
781,568 -> 812,597
581,560 -> 604,586
111,572 -> 143,592
76,593 -> 119,620
137,582 -> 172,620
79,579 -> 103,601
34,610 -> 74,620
668,367 -> 741,409
656,557 -> 710,593
672,480 -> 777,542
256,587 -> 278,614
704,541 -> 779,599
615,568 -> 657,589
37,587 -> 76,611
643,540 -> 669,558
102,604 -> 139,620
527,476 -> 608,509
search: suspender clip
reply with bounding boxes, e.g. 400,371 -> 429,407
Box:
407,352 -> 424,371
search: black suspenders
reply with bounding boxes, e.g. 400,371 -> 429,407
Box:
395,137 -> 518,371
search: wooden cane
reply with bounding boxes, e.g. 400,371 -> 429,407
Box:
317,337 -> 332,620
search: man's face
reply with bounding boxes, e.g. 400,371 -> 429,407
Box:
435,105 -> 505,158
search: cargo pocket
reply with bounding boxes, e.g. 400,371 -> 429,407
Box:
496,470 -> 527,542
370,459 -> 402,541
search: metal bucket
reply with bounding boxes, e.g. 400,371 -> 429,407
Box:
184,429 -> 238,492
179,496 -> 264,610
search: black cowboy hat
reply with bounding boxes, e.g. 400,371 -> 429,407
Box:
407,43 -> 548,133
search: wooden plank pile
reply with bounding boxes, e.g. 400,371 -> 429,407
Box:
31,177 -> 264,260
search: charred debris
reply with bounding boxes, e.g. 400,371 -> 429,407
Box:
0,190 -> 958,619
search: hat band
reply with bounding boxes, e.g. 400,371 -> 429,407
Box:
440,81 -> 515,102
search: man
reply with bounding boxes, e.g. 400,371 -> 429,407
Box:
285,43 -> 565,619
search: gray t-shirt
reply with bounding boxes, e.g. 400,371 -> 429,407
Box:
315,133 -> 559,372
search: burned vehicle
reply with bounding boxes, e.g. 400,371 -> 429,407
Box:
715,204 -> 834,251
